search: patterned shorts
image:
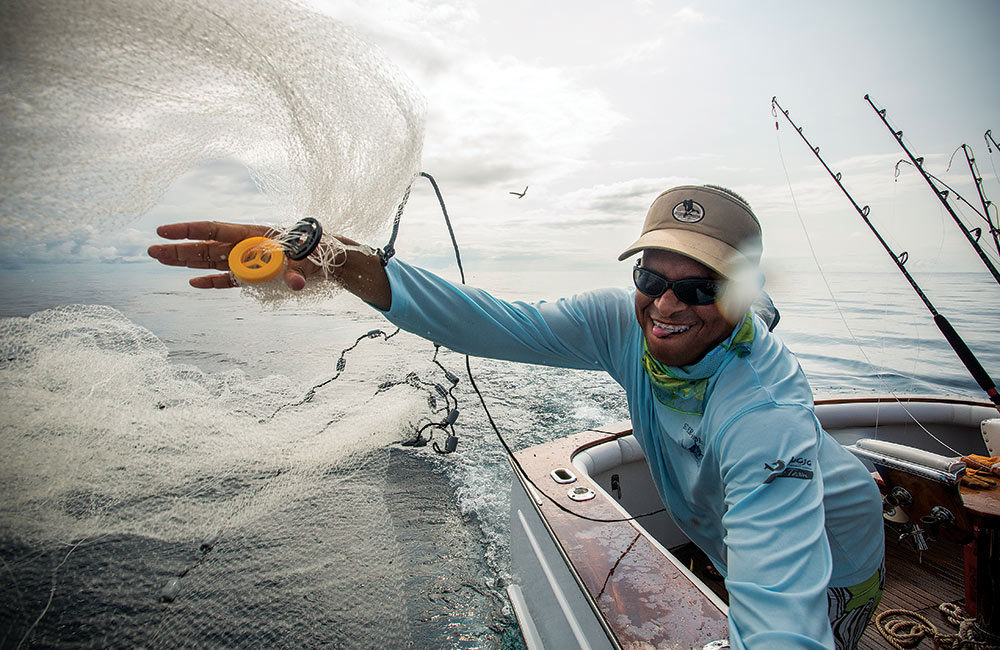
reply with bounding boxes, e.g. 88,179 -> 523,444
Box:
827,558 -> 886,650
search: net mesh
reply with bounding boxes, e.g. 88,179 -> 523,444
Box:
0,0 -> 487,646
0,0 -> 425,243
0,305 -> 432,647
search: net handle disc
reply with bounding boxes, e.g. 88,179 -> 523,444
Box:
228,236 -> 286,284
284,217 -> 323,261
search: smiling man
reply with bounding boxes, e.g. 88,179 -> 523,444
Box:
149,184 -> 886,650
633,248 -> 734,365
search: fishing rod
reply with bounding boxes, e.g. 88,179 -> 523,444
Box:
986,129 -> 1000,190
897,159 -> 988,222
957,143 -> 1000,258
864,94 -> 1000,286
771,96 -> 1000,410
892,152 -> 1000,259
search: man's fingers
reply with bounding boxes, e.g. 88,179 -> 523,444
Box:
188,268 -> 304,290
156,221 -> 269,242
148,241 -> 235,267
189,273 -> 237,289
284,267 -> 306,291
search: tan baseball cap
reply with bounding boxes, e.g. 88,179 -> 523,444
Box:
618,185 -> 762,278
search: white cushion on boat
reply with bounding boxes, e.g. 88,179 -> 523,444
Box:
853,438 -> 965,474
815,399 -> 993,429
573,435 -> 646,477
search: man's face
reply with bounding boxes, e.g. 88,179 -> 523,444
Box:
633,249 -> 736,367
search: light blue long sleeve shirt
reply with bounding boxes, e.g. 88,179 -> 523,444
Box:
378,258 -> 885,650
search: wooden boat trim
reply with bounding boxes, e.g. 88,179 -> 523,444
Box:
511,423 -> 729,650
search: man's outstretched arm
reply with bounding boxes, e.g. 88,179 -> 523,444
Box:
147,221 -> 391,310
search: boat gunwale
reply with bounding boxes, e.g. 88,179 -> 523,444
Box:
510,423 -> 730,649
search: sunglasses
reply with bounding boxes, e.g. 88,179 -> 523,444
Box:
633,261 -> 721,305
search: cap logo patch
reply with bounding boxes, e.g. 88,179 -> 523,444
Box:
672,199 -> 704,223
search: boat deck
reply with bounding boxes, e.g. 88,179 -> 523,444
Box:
861,533 -> 967,650
675,529 -> 967,650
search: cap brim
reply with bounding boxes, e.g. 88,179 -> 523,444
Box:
618,229 -> 750,278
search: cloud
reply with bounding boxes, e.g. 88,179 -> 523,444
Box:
0,158 -> 286,269
148,158 -> 281,218
309,0 -> 626,190
671,7 -> 710,24
558,176 -> 698,218
597,37 -> 665,69
580,5 -> 720,72
419,56 -> 625,188
0,224 -> 152,268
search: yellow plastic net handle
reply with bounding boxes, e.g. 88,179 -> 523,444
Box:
228,236 -> 285,284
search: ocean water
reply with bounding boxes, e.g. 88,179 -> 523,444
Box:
5,1 -> 998,646
0,260 -> 998,649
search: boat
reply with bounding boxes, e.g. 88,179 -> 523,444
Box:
506,393 -> 1000,649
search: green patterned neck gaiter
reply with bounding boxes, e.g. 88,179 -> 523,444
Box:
641,312 -> 756,415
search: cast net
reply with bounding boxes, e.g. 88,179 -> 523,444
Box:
0,0 -> 473,647
0,0 -> 424,250
0,305 -> 436,648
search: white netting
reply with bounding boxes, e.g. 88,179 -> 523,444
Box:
0,2 -> 522,646
0,305 -> 433,647
0,0 -> 425,242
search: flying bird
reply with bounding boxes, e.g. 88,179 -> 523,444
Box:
509,186 -> 528,199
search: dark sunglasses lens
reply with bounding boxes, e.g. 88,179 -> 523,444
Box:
634,266 -> 718,305
634,267 -> 666,297
674,280 -> 718,305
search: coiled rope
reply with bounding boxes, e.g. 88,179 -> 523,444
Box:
875,604 -> 1000,650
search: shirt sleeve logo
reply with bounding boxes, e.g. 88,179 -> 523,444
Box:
763,456 -> 813,483
682,422 -> 703,461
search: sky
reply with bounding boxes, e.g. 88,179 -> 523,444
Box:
3,0 -> 1000,293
